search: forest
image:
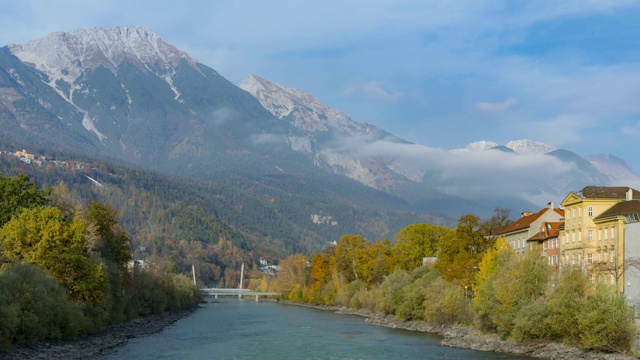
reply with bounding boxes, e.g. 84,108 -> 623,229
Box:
266,215 -> 636,353
0,173 -> 202,347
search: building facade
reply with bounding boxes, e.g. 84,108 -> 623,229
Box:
499,202 -> 564,254
560,186 -> 640,287
527,221 -> 562,268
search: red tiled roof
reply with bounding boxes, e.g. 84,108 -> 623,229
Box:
527,222 -> 562,242
498,207 -> 564,235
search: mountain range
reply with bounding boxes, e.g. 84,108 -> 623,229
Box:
1,26 -> 639,238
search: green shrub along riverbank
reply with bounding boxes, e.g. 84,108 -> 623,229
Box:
269,220 -> 637,354
0,174 -> 202,348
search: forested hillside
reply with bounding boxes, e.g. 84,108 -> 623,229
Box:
0,148 -> 447,286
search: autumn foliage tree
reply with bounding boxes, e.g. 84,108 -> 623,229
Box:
0,206 -> 108,302
85,200 -> 132,271
436,214 -> 491,286
392,224 -> 453,271
276,254 -> 309,296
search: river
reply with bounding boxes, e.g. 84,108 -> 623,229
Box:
100,299 -> 532,359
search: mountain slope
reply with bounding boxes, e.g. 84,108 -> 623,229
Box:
587,154 -> 640,183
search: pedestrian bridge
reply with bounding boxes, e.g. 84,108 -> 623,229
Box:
200,288 -> 279,301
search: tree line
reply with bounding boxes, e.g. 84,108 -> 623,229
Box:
265,212 -> 636,353
0,174 -> 203,348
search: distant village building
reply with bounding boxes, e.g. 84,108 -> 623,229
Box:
14,149 -> 35,160
311,214 -> 338,226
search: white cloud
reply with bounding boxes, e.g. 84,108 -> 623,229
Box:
622,122 -> 640,136
476,98 -> 517,111
251,133 -> 285,146
344,81 -> 403,100
210,107 -> 235,127
330,135 -> 577,205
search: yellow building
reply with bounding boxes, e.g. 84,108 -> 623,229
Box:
14,149 -> 35,160
592,199 -> 640,292
560,186 -> 639,288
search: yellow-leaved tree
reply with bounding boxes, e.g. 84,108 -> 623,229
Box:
0,206 -> 108,303
472,237 -> 513,331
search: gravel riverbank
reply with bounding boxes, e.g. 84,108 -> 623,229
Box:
0,308 -> 197,360
276,300 -> 638,360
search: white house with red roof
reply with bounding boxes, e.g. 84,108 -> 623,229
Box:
498,202 -> 565,254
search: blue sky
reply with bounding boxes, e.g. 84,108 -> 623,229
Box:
3,1 -> 640,173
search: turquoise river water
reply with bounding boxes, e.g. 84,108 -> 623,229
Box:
99,299 -> 532,359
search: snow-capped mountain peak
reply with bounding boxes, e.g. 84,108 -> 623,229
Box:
10,26 -> 195,85
450,140 -> 498,153
239,74 -> 375,135
505,139 -> 555,154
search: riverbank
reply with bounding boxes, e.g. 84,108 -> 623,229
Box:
0,308 -> 198,360
275,300 -> 638,360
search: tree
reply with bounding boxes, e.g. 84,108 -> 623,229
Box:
480,208 -> 513,239
0,173 -> 50,227
436,215 -> 488,286
49,182 -> 85,220
310,252 -> 331,285
0,206 -> 107,302
491,251 -> 548,337
577,285 -> 636,352
334,235 -> 372,283
276,254 -> 309,293
0,262 -> 84,346
392,224 -> 453,271
472,237 -> 514,331
85,200 -> 132,270
590,254 -> 640,292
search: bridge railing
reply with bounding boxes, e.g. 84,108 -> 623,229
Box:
199,288 -> 279,301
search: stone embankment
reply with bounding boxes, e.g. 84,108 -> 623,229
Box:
277,301 -> 638,360
0,308 -> 196,360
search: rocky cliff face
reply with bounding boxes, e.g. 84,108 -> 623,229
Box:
239,74 -> 424,190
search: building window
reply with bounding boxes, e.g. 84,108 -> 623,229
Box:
612,228 -> 616,239
572,209 -> 575,218
589,274 -> 594,283
579,232 -> 582,242
588,206 -> 593,217
588,230 -> 593,241
572,233 -> 575,242
598,229 -> 602,241
604,228 -> 609,240
588,253 -> 593,264
579,208 -> 582,217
